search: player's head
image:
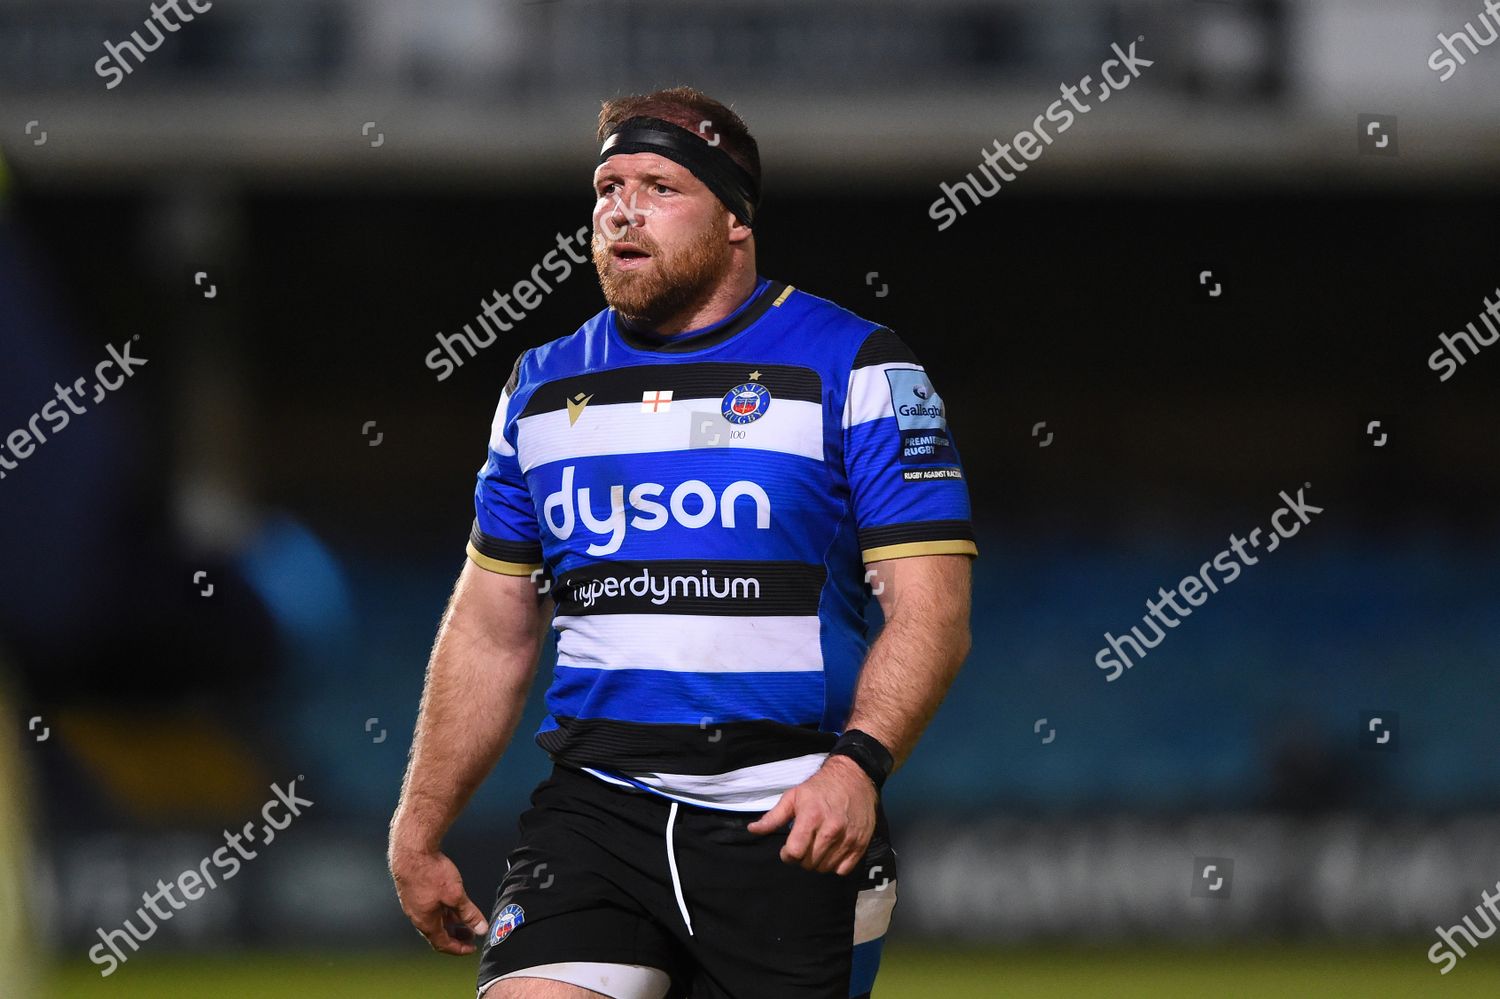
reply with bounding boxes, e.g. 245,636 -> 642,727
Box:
591,86 -> 760,327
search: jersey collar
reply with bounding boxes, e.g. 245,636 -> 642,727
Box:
611,276 -> 785,354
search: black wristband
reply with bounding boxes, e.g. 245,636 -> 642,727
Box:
829,729 -> 894,792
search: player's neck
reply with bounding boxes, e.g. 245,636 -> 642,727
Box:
644,265 -> 759,337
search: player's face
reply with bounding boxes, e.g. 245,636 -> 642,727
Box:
590,152 -> 734,326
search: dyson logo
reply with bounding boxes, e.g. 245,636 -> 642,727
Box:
544,465 -> 772,556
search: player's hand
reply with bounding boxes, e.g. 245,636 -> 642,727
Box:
389,843 -> 489,955
747,754 -> 877,875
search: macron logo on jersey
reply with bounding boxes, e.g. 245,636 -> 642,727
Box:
544,464 -> 772,556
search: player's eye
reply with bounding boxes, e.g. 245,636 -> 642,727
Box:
653,183 -> 673,195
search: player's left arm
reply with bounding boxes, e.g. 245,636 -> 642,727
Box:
750,325 -> 975,873
845,551 -> 973,765
749,552 -> 972,874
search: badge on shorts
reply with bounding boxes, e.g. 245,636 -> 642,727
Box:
489,903 -> 525,945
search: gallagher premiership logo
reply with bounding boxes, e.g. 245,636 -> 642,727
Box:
721,379 -> 771,425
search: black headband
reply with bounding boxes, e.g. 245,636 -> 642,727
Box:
598,116 -> 759,228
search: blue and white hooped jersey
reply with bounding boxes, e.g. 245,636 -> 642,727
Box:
467,276 -> 977,811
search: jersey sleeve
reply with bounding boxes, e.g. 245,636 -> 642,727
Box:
842,328 -> 978,563
466,352 -> 544,576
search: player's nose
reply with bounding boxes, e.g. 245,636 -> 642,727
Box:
597,201 -> 630,238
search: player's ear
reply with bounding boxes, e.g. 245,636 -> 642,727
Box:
727,213 -> 754,244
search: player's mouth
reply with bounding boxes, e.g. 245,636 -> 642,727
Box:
610,243 -> 653,269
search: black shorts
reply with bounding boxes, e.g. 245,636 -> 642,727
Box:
475,763 -> 898,998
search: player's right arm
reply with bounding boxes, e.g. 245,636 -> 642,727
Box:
388,560 -> 551,955
391,352 -> 548,954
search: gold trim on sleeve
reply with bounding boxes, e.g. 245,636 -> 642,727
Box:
466,541 -> 544,577
861,539 -> 979,563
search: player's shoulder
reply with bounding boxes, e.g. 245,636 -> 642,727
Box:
776,284 -> 917,371
507,307 -> 612,393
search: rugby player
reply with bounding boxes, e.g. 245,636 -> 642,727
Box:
389,87 -> 976,999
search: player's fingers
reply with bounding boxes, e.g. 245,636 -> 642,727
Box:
450,893 -> 490,938
425,902 -> 487,956
439,905 -> 485,954
802,822 -> 847,872
790,807 -> 835,869
405,902 -> 461,954
780,810 -> 817,864
831,829 -> 872,876
432,930 -> 476,956
828,810 -> 875,874
748,790 -> 795,835
842,826 -> 872,864
398,890 -> 474,955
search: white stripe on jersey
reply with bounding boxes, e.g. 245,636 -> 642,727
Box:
842,361 -> 923,429
589,752 -> 829,811
488,387 -> 516,456
515,397 -> 824,472
554,613 -> 823,673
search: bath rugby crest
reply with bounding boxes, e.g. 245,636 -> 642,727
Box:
488,903 -> 525,945
721,378 -> 771,424
465,275 -> 977,814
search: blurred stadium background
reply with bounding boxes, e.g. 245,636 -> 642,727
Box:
4,0 -> 1500,995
